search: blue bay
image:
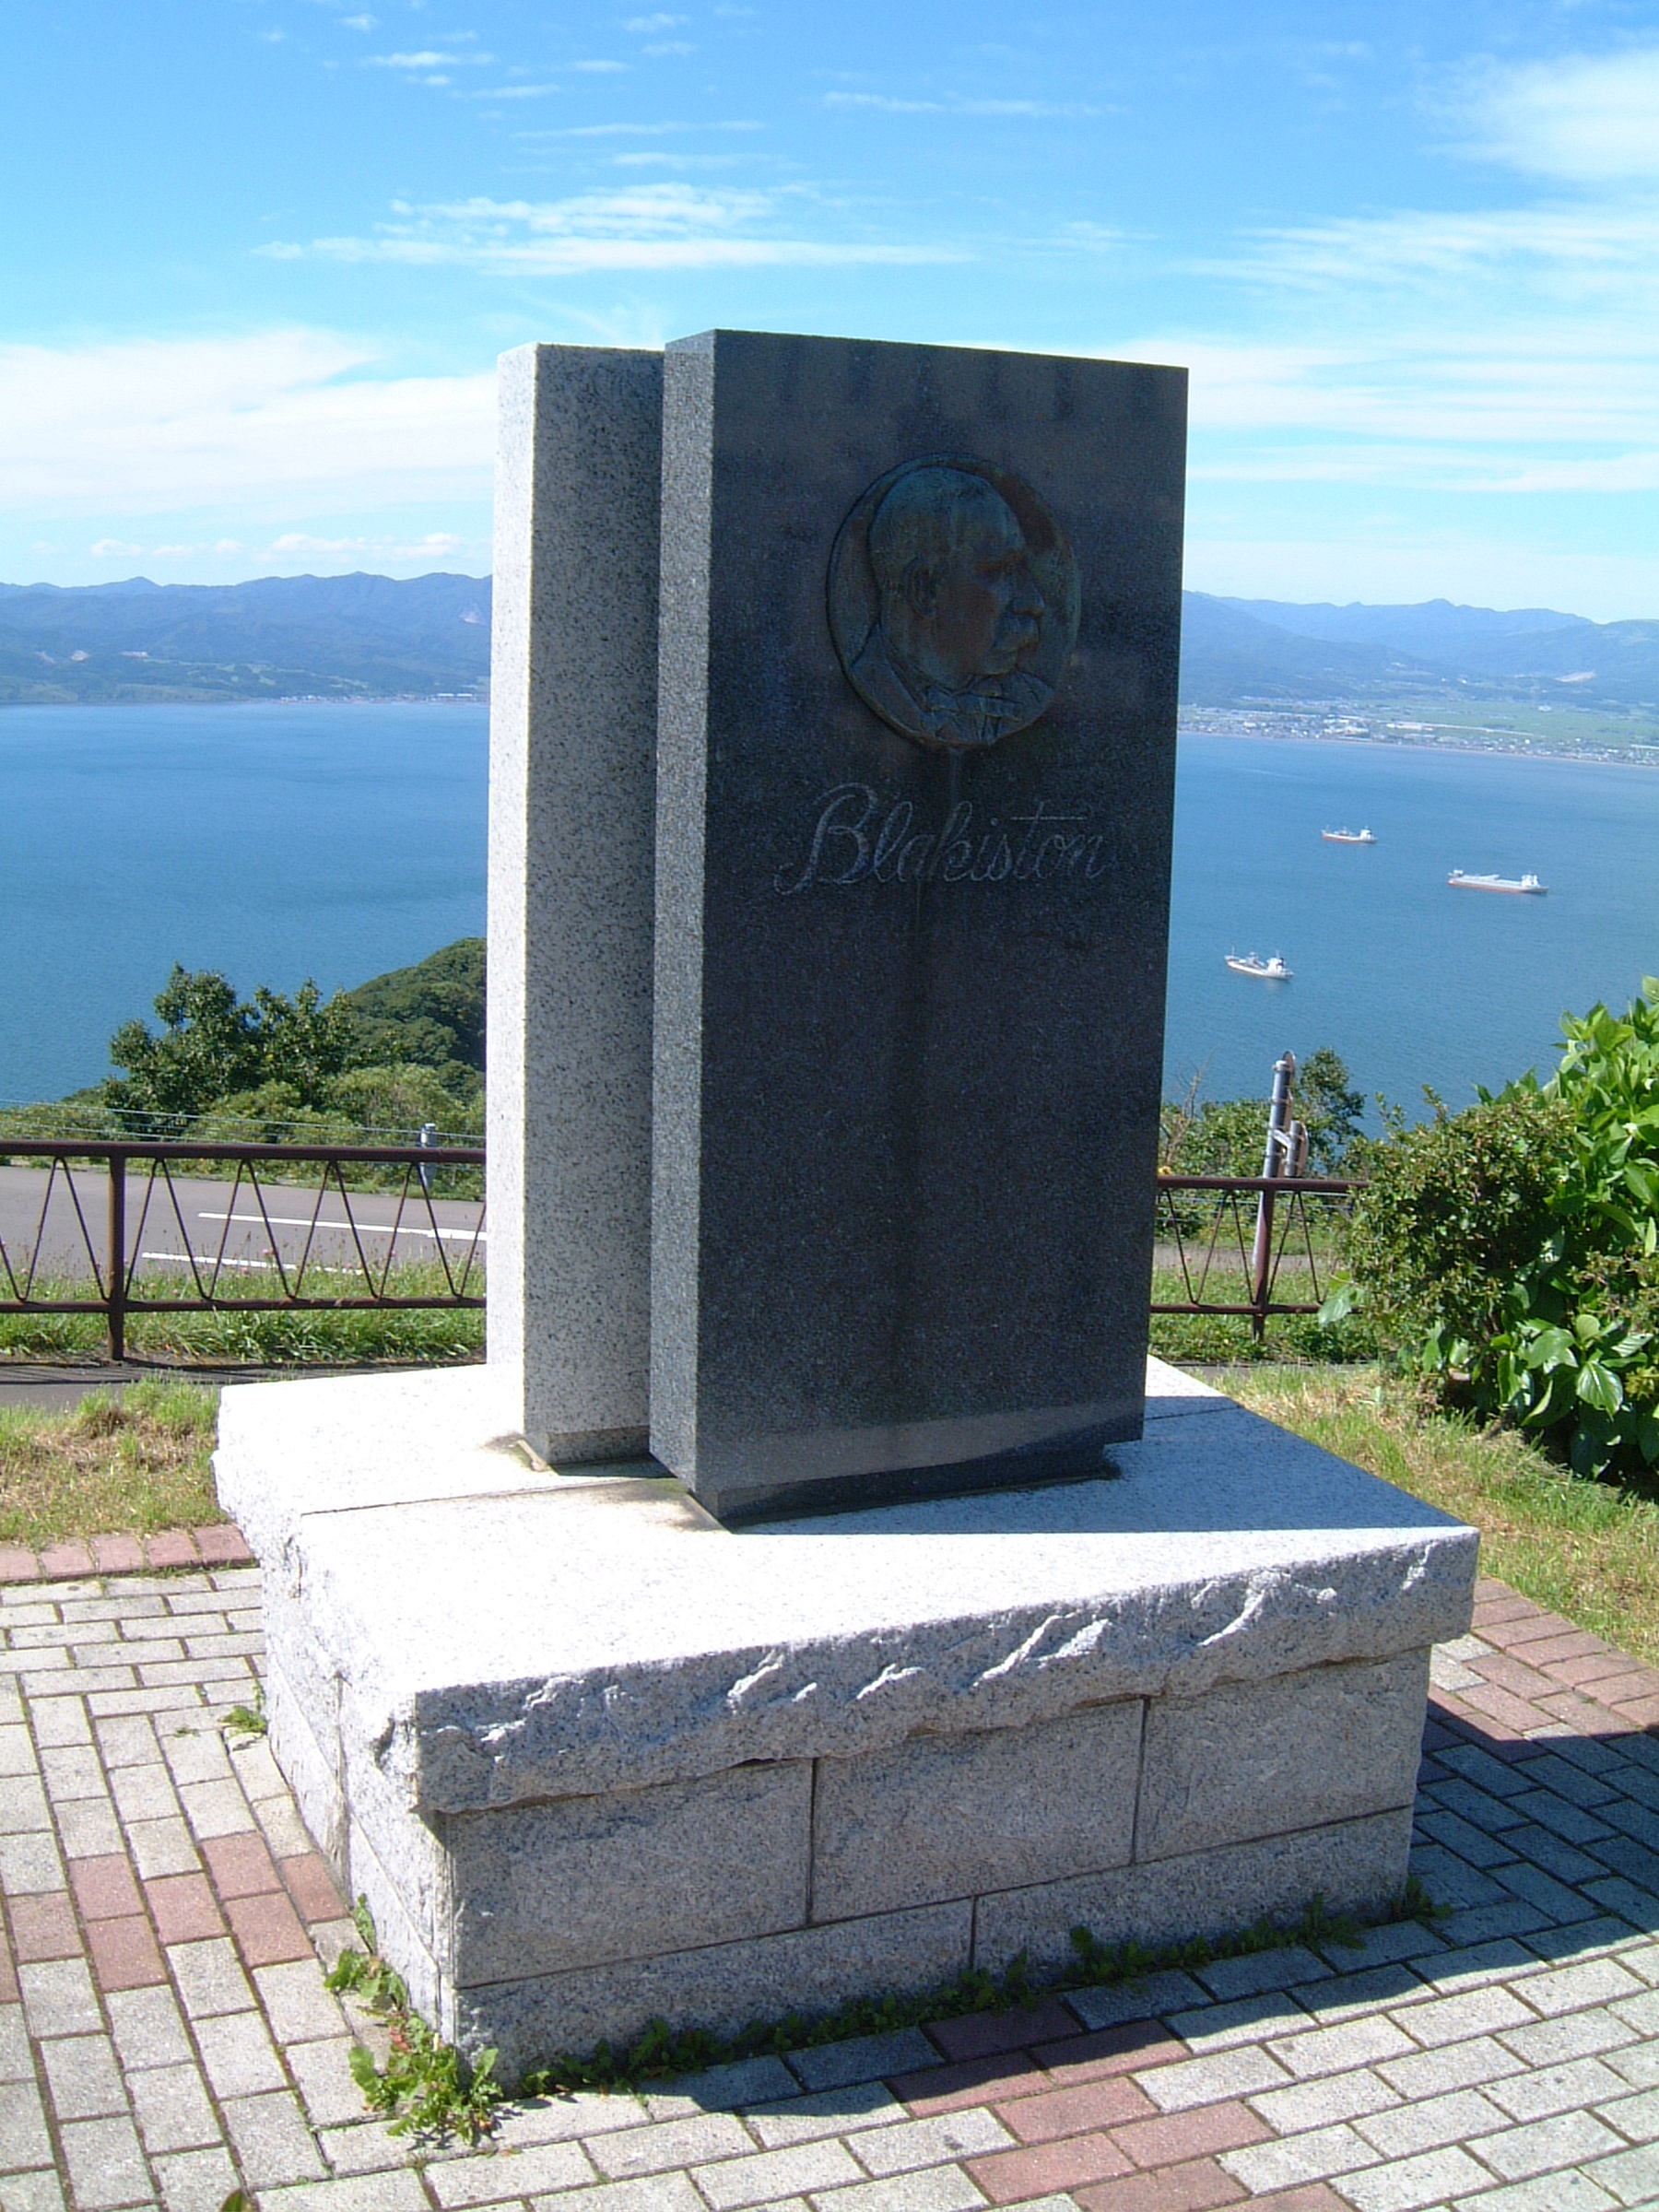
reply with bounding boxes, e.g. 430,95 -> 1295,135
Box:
4,703 -> 1658,1115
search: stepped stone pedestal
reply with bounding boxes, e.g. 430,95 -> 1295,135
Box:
215,330 -> 1477,2076
215,1359 -> 1475,2077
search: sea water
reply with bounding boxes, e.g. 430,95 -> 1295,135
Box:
3,702 -> 1657,1115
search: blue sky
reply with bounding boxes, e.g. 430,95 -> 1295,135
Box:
5,0 -> 1659,615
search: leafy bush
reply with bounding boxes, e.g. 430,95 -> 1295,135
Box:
1336,983 -> 1659,1475
1160,1047 -> 1365,1176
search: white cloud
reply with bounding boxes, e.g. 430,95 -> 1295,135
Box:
266,529 -> 471,561
0,334 -> 493,512
368,48 -> 492,69
572,59 -> 627,72
90,539 -> 143,559
824,91 -> 1098,117
276,184 -> 964,274
1466,47 -> 1659,183
623,13 -> 687,28
646,42 -> 695,55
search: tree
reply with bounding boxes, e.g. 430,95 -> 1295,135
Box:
103,966 -> 359,1124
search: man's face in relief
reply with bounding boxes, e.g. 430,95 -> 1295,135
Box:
871,469 -> 1045,697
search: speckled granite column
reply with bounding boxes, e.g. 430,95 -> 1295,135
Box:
652,331 -> 1188,1522
488,344 -> 662,1461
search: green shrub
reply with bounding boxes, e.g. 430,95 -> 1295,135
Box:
1335,982 -> 1659,1476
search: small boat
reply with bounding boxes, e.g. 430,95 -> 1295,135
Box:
1322,827 -> 1376,844
1226,952 -> 1293,979
1447,870 -> 1547,896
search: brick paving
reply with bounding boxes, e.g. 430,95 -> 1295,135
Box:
6,1572 -> 1659,2209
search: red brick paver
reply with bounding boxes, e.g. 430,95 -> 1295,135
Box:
0,1523 -> 249,1582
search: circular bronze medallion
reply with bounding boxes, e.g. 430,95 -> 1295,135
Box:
828,455 -> 1079,752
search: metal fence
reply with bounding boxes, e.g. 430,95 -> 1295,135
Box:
0,1137 -> 1351,1365
1153,1173 -> 1354,1337
0,1140 -> 486,1360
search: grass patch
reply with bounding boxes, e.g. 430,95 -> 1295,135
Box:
1230,1365 -> 1659,1667
0,1381 -> 222,1550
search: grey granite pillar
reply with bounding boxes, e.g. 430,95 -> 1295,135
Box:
652,331 -> 1188,1522
488,343 -> 662,1461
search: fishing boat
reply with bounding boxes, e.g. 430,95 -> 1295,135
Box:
1225,953 -> 1293,979
1322,827 -> 1376,844
1447,870 -> 1547,896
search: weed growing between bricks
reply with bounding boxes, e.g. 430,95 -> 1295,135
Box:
324,1878 -> 1445,2141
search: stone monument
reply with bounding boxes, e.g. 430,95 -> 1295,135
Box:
216,330 -> 1477,2079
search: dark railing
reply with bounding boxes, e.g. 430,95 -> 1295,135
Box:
0,1140 -> 485,1360
0,1137 -> 1348,1364
1154,1173 -> 1354,1337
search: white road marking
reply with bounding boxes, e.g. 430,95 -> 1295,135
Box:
194,1210 -> 486,1243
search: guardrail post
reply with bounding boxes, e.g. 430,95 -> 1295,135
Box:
1250,1053 -> 1296,1339
107,1148 -> 127,1364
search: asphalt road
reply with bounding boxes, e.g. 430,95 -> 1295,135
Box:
0,1162 -> 486,1288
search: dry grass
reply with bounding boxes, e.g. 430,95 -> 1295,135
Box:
1230,1365 -> 1659,1667
0,1382 -> 222,1551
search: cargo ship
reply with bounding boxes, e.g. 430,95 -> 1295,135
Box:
1447,871 -> 1547,895
1322,827 -> 1376,844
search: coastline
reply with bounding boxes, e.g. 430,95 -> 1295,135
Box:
1180,705 -> 1659,770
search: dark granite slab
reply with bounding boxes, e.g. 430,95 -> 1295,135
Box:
653,330 -> 1187,1522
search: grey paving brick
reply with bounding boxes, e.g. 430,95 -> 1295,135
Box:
428,2139 -> 598,2203
107,1987 -> 194,2073
41,2032 -> 129,2121
586,2112 -> 753,2176
1067,1969 -> 1207,2030
284,2036 -> 367,2128
1450,2176 -> 1619,2212
253,2173 -> 433,2210
691,2138 -> 865,2208
193,2008 -> 285,2099
1437,1900 -> 1559,1947
1583,1875 -> 1659,1934
1319,1923 -> 1447,1973
19,1958 -> 102,2039
1250,2065 -> 1403,2136
1514,1957 -> 1647,2014
1602,2040 -> 1659,2091
1609,1985 -> 1659,2035
1504,1789 -> 1616,1842
0,2170 -> 67,2211
783,2027 -> 939,2093
220,2088 -> 329,2184
1169,1988 -> 1314,2051
1523,1913 -> 1640,1962
1351,2085 -> 1509,2160
1269,2015 -> 1419,2078
1500,1824 -> 1611,1886
0,1774 -> 52,1832
1594,2083 -> 1659,2141
1475,2108 -> 1628,2180
1417,1810 -> 1523,1870
642,2055 -> 800,2120
124,1815 -> 200,1878
41,1745 -> 108,1800
94,1717 -> 159,1767
1406,1940 -> 1541,1993
1584,2143 -> 1659,2209
846,2108 -> 1013,2174
88,1685 -> 205,1716
58,2112 -> 152,2208
812,2174 -> 986,2212
0,2076 -> 56,2168
1335,2141 -> 1499,2210
1497,2008 -> 1639,2066
0,1830 -> 65,1892
129,2063 -> 222,2154
1376,2036 -> 1525,2101
1196,1944 -> 1331,2000
492,2093 -> 660,2149
0,2003 -> 32,2084
1485,2054 -> 1630,2121
1135,2041 -> 1293,2110
29,1698 -> 90,1747
524,2179 -> 707,2212
252,1960 -> 347,2046
55,1795 -> 126,1858
1429,1779 -> 1531,1832
743,2078 -> 904,2147
109,1762 -> 180,1823
1590,1832 -> 1659,1894
152,2141 -> 241,2212
316,2119 -> 421,2172
1221,2122 -> 1380,2192
253,1794 -> 315,1859
168,1937 -> 253,2019
1294,1965 -> 1435,2029
1387,1984 -> 1537,2047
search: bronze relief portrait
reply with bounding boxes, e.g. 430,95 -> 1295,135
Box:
827,456 -> 1080,752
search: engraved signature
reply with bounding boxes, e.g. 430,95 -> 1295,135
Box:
774,784 -> 1108,896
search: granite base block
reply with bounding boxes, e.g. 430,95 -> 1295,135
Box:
216,1359 -> 1477,2073
972,1806 -> 1419,1975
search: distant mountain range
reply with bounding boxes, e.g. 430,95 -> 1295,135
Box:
0,572 -> 491,703
3,570 -> 1656,717
1181,594 -> 1659,713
